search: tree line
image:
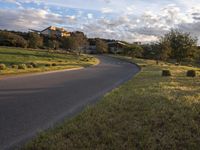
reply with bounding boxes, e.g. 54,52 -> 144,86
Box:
0,30 -> 114,54
0,30 -> 89,52
0,29 -> 199,63
123,30 -> 199,64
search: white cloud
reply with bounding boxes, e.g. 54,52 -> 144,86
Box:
0,0 -> 200,44
101,7 -> 113,13
87,13 -> 93,19
0,8 -> 73,31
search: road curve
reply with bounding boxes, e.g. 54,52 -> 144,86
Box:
0,55 -> 140,149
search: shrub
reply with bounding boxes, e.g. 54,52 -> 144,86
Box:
27,64 -> 33,68
175,63 -> 180,66
30,62 -> 38,68
141,65 -> 146,67
45,64 -> 51,67
12,65 -> 18,69
187,70 -> 196,77
162,70 -> 171,76
18,64 -> 27,70
52,63 -> 57,66
0,64 -> 6,70
0,31 -> 28,48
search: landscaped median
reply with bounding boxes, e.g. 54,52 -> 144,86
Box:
23,56 -> 200,149
0,47 -> 99,77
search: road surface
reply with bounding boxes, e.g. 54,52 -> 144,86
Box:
0,55 -> 140,149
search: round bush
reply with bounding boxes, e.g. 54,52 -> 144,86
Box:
45,64 -> 51,67
52,63 -> 57,66
27,64 -> 33,68
141,65 -> 146,67
30,62 -> 38,68
18,64 -> 27,70
0,64 -> 6,70
12,65 -> 18,69
187,70 -> 196,77
162,70 -> 171,77
175,63 -> 180,66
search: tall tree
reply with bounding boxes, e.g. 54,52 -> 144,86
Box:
28,32 -> 43,49
62,32 -> 88,55
96,39 -> 108,54
158,38 -> 172,61
71,32 -> 88,55
161,30 -> 198,63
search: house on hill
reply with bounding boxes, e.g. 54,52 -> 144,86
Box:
30,26 -> 71,38
107,41 -> 128,54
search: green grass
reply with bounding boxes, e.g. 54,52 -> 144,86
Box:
23,56 -> 200,149
0,47 -> 99,76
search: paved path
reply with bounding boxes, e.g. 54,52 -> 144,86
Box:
0,55 -> 140,149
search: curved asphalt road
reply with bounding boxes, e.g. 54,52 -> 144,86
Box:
0,55 -> 139,149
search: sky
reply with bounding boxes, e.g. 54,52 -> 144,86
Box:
0,0 -> 200,44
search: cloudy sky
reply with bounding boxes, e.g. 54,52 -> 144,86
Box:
0,0 -> 200,44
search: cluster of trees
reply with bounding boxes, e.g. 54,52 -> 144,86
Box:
148,30 -> 198,63
123,30 -> 199,63
0,30 -> 88,54
0,31 -> 28,48
124,44 -> 143,58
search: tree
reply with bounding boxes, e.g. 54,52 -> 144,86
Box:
125,44 -> 143,58
28,32 -> 43,48
72,32 -> 88,55
96,39 -> 108,54
0,31 -> 28,48
157,38 -> 172,61
62,32 -> 88,55
142,44 -> 157,59
47,40 -> 60,49
62,37 -> 78,51
161,30 -> 198,63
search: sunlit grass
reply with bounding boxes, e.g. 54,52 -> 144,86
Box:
0,47 -> 99,76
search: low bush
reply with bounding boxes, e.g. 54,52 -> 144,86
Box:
18,64 -> 27,70
187,70 -> 196,77
0,64 -> 6,70
27,64 -> 33,68
11,65 -> 18,69
45,64 -> 51,67
175,63 -> 180,66
141,65 -> 146,67
162,70 -> 171,76
52,63 -> 57,66
30,62 -> 38,68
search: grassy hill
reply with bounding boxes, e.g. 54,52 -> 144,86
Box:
23,56 -> 200,149
0,47 -> 98,76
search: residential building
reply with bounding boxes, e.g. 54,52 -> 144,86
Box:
30,26 -> 71,38
107,41 -> 127,54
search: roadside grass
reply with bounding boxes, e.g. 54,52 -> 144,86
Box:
0,47 -> 98,76
23,56 -> 200,149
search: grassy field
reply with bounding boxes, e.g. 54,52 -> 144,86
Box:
0,47 -> 98,76
23,56 -> 200,149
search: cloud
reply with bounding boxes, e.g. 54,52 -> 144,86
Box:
0,7 -> 74,31
101,7 -> 113,13
87,13 -> 93,19
0,0 -> 200,44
